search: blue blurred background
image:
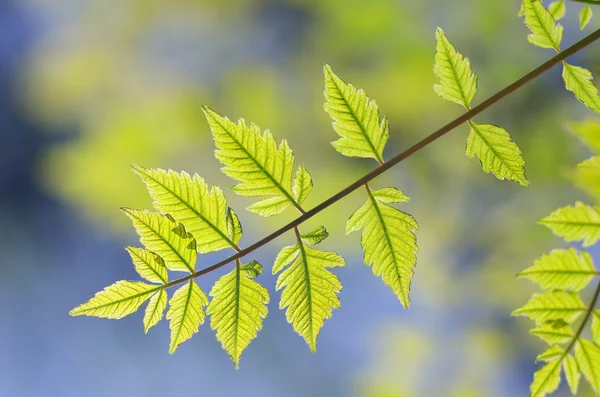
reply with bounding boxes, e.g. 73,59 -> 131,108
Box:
2,0 -> 600,396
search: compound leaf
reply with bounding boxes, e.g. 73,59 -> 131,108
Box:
466,122 -> 529,186
575,338 -> 600,394
347,187 -> 418,308
512,291 -> 586,324
521,0 -> 563,51
273,241 -> 345,352
518,248 -> 596,291
433,27 -> 477,109
207,260 -> 269,368
563,63 -> 600,115
539,202 -> 600,247
70,280 -> 158,319
144,289 -> 168,333
131,166 -> 236,253
203,107 -> 300,217
167,280 -> 208,354
323,64 -> 388,163
122,209 -> 197,273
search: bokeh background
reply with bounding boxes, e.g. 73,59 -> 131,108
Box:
2,0 -> 600,396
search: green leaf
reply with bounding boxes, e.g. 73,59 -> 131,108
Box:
573,156 -> 600,202
536,345 -> 564,361
512,291 -> 586,324
203,107 -> 302,217
293,165 -> 313,205
323,64 -> 389,163
226,208 -> 243,246
521,0 -> 563,51
539,202 -> 600,247
580,5 -> 593,30
433,27 -> 477,109
570,119 -> 600,153
530,360 -> 561,397
548,0 -> 566,20
574,338 -> 600,394
347,187 -> 418,308
466,123 -> 529,186
144,289 -> 168,333
70,280 -> 159,319
531,322 -> 573,345
592,311 -> 600,346
207,261 -> 269,368
125,247 -> 168,284
273,242 -> 345,351
166,280 -> 208,354
518,248 -> 596,291
301,226 -> 329,245
122,209 -> 197,273
371,187 -> 410,203
563,63 -> 600,114
563,353 -> 581,394
131,166 -> 236,253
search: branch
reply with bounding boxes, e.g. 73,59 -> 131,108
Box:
569,0 -> 600,5
160,28 -> 600,291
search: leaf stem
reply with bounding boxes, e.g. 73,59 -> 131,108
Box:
160,28 -> 600,291
565,278 -> 600,354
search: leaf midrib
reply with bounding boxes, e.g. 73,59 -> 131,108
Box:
468,122 -> 522,179
76,284 -> 160,313
171,280 -> 195,352
296,235 -> 314,348
440,34 -> 471,108
528,0 -> 560,51
563,62 -> 600,111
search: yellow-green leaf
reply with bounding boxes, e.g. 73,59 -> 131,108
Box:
203,107 -> 301,217
301,226 -> 329,246
512,291 -> 586,324
536,345 -> 564,362
564,353 -> 581,394
226,208 -> 243,246
433,27 -> 478,109
574,338 -> 600,394
131,166 -> 236,253
563,63 -> 600,114
371,187 -> 410,203
570,119 -> 600,153
144,289 -> 167,333
323,64 -> 389,163
122,209 -> 197,273
466,122 -> 529,186
573,156 -> 600,202
273,242 -> 345,352
518,248 -> 596,291
347,187 -> 418,308
580,5 -> 593,30
530,360 -> 561,397
207,261 -> 269,368
125,247 -> 168,284
293,164 -> 312,205
70,280 -> 158,319
539,202 -> 600,247
167,280 -> 208,354
531,322 -> 573,345
521,0 -> 563,51
548,0 -> 566,20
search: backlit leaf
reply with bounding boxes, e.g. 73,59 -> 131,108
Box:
125,247 -> 168,284
580,5 -> 593,30
575,338 -> 600,394
144,289 -> 167,333
539,202 -> 600,247
530,360 -> 561,397
563,63 -> 600,114
530,322 -> 573,345
564,353 -> 580,394
167,280 -> 208,353
512,291 -> 586,324
521,0 -> 563,51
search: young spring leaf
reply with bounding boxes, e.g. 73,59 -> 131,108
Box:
563,353 -> 581,394
121,209 -> 197,273
293,165 -> 312,205
530,322 -> 573,345
167,280 -> 208,353
300,226 -> 329,245
226,208 -> 243,246
539,202 -> 600,247
573,157 -> 600,202
131,166 -> 237,253
570,119 -> 600,153
574,338 -> 600,394
580,5 -> 593,30
144,289 -> 168,333
536,345 -> 564,362
433,28 -> 477,109
323,64 -> 388,163
125,247 -> 168,284
593,311 -> 600,344
530,360 -> 561,397
466,122 -> 529,186
521,0 -> 563,51
562,63 -> 600,115
548,0 -> 565,21
272,239 -> 345,352
517,248 -> 596,291
347,187 -> 418,308
203,107 -> 304,217
207,260 -> 269,368
70,281 -> 159,319
512,290 -> 586,324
